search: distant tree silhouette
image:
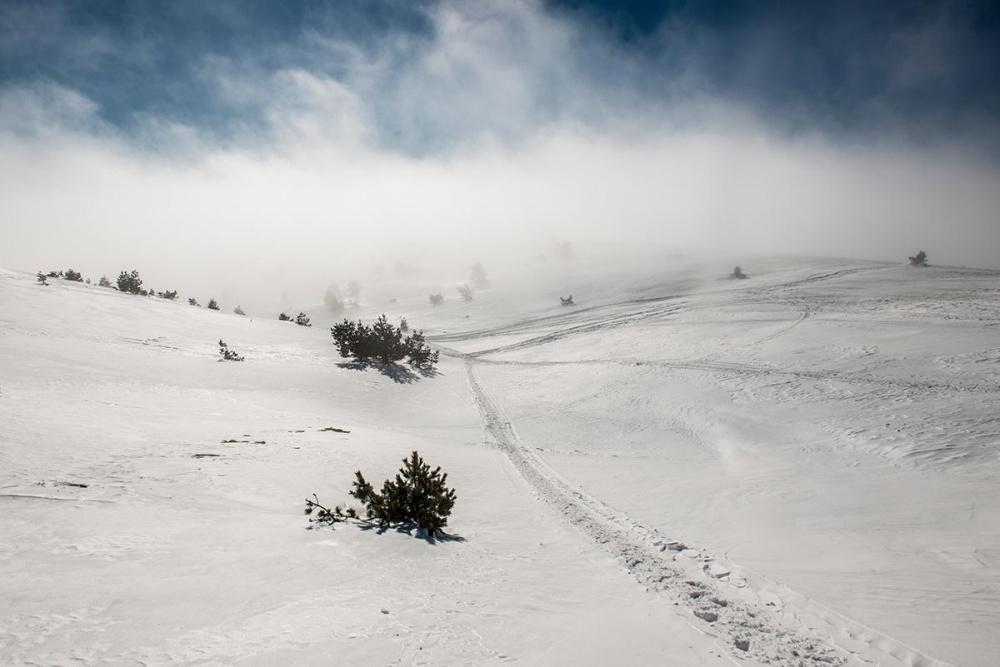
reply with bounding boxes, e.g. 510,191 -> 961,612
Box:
908,250 -> 928,267
188,297 -> 200,307
36,272 -> 48,286
117,270 -> 143,294
400,317 -> 409,333
457,284 -> 474,302
207,299 -> 220,310
470,262 -> 490,289
295,312 -> 311,327
730,266 -> 748,279
347,280 -> 361,304
234,305 -> 246,316
278,312 -> 292,321
159,290 -> 178,300
560,295 -> 574,305
63,269 -> 83,282
429,293 -> 444,306
98,276 -> 112,288
324,283 -> 344,313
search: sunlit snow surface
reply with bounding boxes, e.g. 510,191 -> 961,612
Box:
1,258 -> 998,665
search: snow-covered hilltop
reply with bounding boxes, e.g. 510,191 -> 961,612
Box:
1,258 -> 997,665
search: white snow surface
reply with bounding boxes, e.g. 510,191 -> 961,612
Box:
1,258 -> 998,665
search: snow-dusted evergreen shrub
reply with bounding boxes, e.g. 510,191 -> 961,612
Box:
233,305 -> 245,316
429,293 -> 444,306
117,270 -> 143,294
330,315 -> 439,371
98,275 -> 112,288
207,299 -> 220,310
36,272 -> 48,285
159,290 -> 178,300
730,266 -> 748,279
64,269 -> 83,282
909,251 -> 928,267
217,339 -> 244,362
404,330 -> 439,372
295,312 -> 311,327
349,451 -> 457,535
188,297 -> 200,307
278,312 -> 292,321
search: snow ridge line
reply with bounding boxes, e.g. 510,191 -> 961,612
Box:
465,361 -> 850,666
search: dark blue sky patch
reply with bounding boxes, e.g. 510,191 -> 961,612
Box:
1,0 -> 998,153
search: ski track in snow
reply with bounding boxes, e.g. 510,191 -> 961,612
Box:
464,361 -> 952,667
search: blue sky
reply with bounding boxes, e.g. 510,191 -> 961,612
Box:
1,0 -> 999,300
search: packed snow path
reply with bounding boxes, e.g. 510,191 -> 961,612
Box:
465,361 -> 951,667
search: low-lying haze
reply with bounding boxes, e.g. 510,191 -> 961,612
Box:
2,0 -> 998,311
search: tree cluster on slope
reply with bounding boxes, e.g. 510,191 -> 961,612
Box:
117,270 -> 144,294
217,339 -> 245,362
909,250 -> 928,267
207,299 -> 220,311
330,314 -> 439,371
295,312 -> 311,327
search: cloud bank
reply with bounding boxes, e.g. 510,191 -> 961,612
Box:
1,0 -> 998,310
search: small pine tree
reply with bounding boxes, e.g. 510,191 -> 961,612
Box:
349,451 -> 457,535
404,330 -> 439,372
278,312 -> 292,321
730,266 -> 748,279
234,305 -> 246,316
98,276 -> 112,288
36,272 -> 48,286
429,293 -> 444,306
295,312 -> 311,327
457,284 -> 474,302
117,270 -> 143,294
400,317 -> 409,333
64,269 -> 83,282
188,297 -> 200,307
207,299 -> 220,311
217,339 -> 245,362
908,250 -> 928,267
159,290 -> 178,300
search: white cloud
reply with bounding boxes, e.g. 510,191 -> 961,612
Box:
1,0 -> 998,311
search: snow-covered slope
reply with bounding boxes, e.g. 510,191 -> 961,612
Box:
1,259 -> 998,665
